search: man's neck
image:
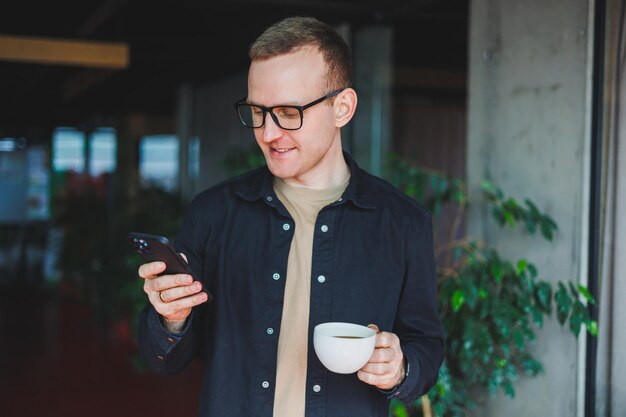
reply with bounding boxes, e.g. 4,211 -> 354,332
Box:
282,146 -> 350,190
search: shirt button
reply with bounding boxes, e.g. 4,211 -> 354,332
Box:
313,384 -> 321,393
283,223 -> 291,231
320,225 -> 329,233
317,275 -> 326,283
338,197 -> 343,202
157,355 -> 165,361
262,381 -> 270,389
272,273 -> 280,280
166,337 -> 175,344
267,327 -> 274,335
266,196 -> 273,202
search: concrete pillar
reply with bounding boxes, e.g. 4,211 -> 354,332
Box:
177,83 -> 194,201
352,26 -> 393,176
192,72 -> 249,192
116,114 -> 143,203
467,0 -> 593,416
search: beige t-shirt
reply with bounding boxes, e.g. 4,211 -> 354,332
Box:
272,175 -> 349,417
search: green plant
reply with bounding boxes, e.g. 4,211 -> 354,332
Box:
55,175 -> 185,334
386,155 -> 597,417
223,145 -> 266,176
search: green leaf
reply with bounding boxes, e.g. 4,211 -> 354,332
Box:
536,282 -> 552,311
521,357 -> 543,376
481,180 -> 497,196
578,285 -> 596,304
454,188 -> 467,205
524,199 -> 540,215
513,328 -> 525,349
569,301 -> 584,336
452,289 -> 466,312
525,218 -> 538,235
555,283 -> 572,325
478,288 -> 489,299
587,320 -> 599,336
503,381 -> 515,398
491,262 -> 503,283
540,218 -> 555,240
391,401 -> 409,417
530,306 -> 544,327
516,259 -> 528,275
492,207 -> 505,226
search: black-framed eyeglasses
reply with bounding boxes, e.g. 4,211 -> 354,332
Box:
234,88 -> 345,130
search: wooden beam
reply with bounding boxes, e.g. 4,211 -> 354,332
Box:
0,34 -> 129,69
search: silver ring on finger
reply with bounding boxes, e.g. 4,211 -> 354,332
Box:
159,291 -> 166,303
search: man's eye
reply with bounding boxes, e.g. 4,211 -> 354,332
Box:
252,108 -> 263,115
277,108 -> 300,119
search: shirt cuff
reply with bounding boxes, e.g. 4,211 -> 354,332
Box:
380,354 -> 419,402
147,307 -> 193,354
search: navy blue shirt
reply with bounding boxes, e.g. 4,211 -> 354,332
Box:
138,153 -> 444,417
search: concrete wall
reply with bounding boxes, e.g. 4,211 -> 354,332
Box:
351,26 -> 393,176
178,72 -> 250,198
467,0 -> 593,416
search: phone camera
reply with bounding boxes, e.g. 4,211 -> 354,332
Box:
134,239 -> 154,255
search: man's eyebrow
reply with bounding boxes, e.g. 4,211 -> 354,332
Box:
246,99 -> 302,107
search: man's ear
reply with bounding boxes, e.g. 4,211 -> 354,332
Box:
334,88 -> 358,128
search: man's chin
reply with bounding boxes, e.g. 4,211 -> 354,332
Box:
266,163 -> 296,180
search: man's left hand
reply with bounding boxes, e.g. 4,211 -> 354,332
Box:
357,324 -> 405,390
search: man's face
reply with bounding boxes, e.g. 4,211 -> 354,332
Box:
247,47 -> 341,185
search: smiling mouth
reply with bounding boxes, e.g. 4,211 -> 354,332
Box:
272,147 -> 294,153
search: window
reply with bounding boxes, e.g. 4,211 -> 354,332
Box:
89,128 -> 117,176
139,134 -> 180,191
188,136 -> 200,180
52,128 -> 85,173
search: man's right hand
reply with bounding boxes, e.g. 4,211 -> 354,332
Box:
138,254 -> 209,333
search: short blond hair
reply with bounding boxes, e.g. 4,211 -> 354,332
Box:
249,16 -> 352,93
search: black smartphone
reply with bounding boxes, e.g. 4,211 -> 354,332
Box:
127,232 -> 212,302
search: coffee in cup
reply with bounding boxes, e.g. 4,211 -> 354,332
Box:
313,322 -> 376,374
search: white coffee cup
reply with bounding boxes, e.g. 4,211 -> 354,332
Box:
313,322 -> 377,374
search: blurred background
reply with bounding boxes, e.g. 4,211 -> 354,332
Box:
0,1 -> 624,416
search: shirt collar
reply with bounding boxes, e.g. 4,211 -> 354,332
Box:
236,151 -> 377,210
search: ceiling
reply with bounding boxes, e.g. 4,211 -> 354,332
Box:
0,0 -> 467,132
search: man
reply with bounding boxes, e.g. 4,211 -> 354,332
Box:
138,16 -> 444,417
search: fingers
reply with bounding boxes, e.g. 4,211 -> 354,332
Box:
374,331 -> 400,349
367,324 -> 400,349
367,323 -> 380,333
358,354 -> 404,389
367,346 -> 399,363
158,280 -> 203,302
145,273 -> 194,293
359,361 -> 389,375
137,253 -> 207,323
358,328 -> 404,389
157,291 -> 209,315
357,367 -> 401,389
146,277 -> 208,323
137,251 -> 188,279
138,261 -> 166,279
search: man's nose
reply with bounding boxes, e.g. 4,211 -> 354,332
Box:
261,112 -> 282,142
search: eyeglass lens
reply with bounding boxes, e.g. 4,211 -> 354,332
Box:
237,105 -> 302,130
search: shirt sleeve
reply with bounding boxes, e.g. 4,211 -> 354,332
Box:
136,194 -> 210,375
137,305 -> 200,374
387,211 -> 445,403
